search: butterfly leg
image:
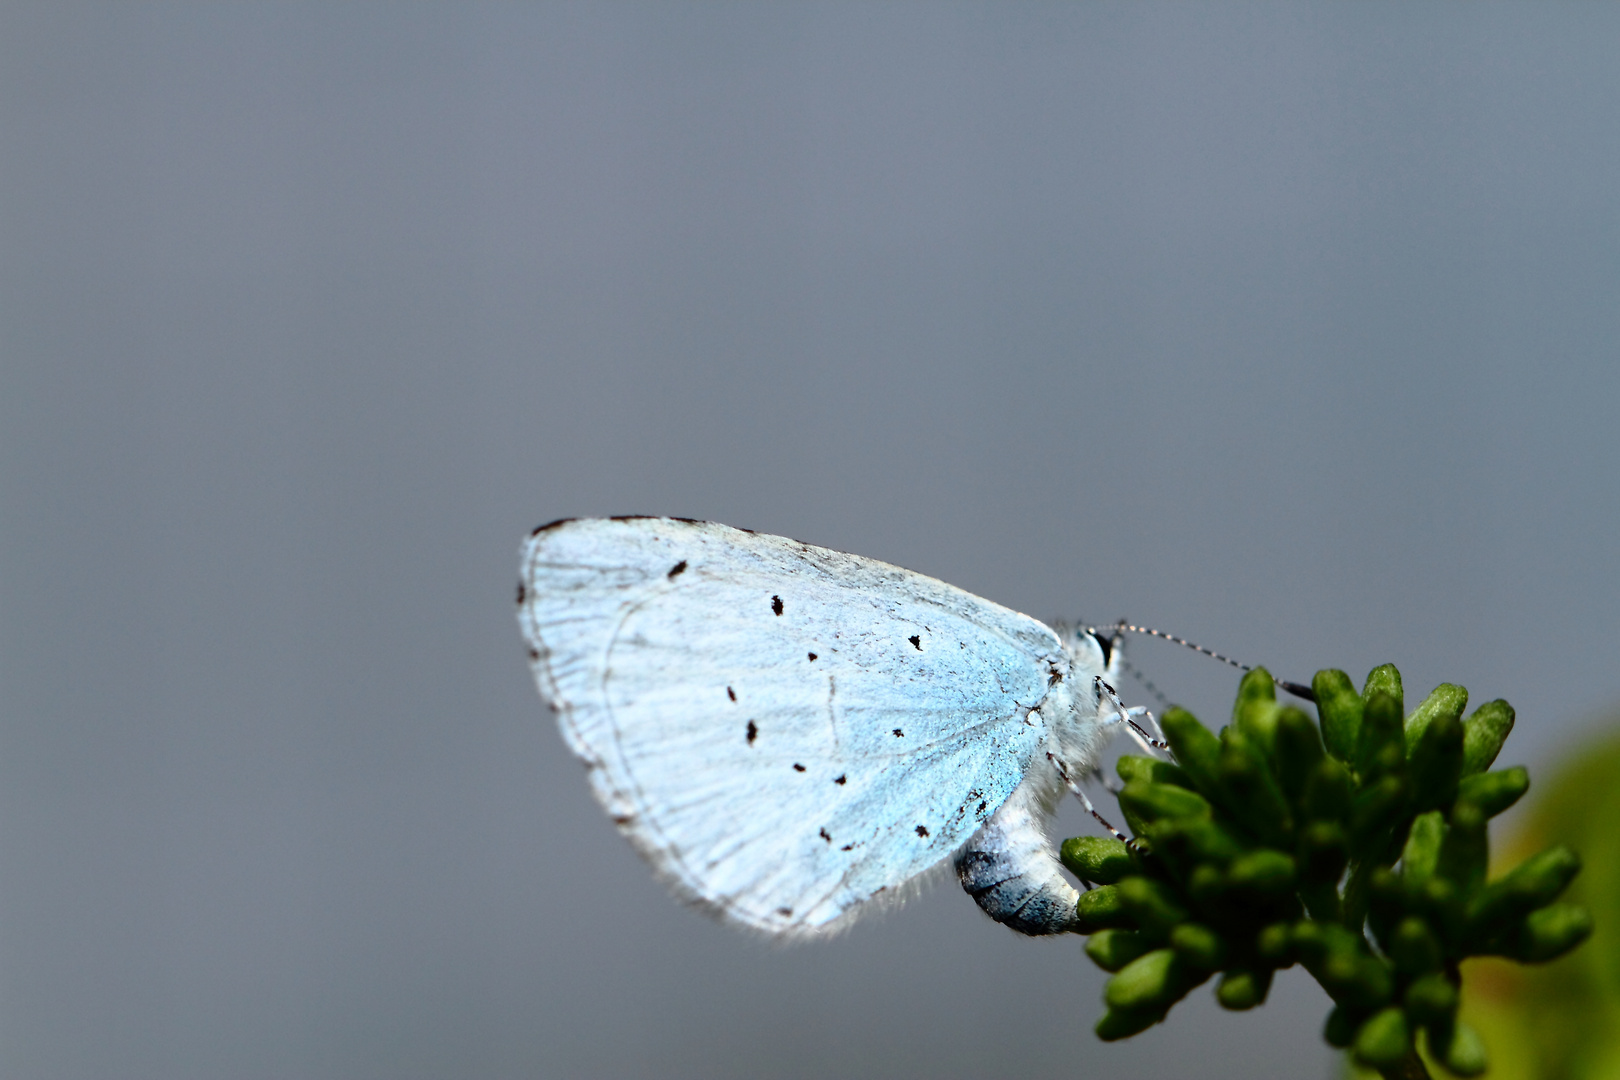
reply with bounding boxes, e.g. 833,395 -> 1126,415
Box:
1050,752 -> 1140,852
1095,676 -> 1172,756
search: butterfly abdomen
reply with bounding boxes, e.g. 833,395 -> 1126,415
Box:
955,771 -> 1081,935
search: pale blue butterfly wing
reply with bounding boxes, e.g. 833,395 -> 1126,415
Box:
519,517 -> 1076,936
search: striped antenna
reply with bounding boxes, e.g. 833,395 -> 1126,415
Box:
1108,622 -> 1316,703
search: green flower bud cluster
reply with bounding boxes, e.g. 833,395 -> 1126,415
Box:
1062,664 -> 1593,1077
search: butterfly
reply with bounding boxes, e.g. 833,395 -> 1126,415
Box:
518,516 -> 1144,938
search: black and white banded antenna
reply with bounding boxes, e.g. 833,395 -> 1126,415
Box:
1108,621 -> 1317,703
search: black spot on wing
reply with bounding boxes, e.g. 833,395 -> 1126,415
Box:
515,581 -> 526,604
746,721 -> 758,745
915,825 -> 930,838
977,800 -> 987,815
727,686 -> 736,702
667,560 -> 687,580
908,634 -> 921,650
526,647 -> 540,661
834,774 -> 846,785
792,763 -> 806,772
777,906 -> 793,917
892,728 -> 904,738
807,652 -> 817,662
771,595 -> 784,616
840,843 -> 853,851
819,828 -> 832,843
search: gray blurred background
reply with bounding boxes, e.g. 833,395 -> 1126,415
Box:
4,4 -> 1618,1078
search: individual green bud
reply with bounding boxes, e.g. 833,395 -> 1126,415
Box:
1349,774 -> 1407,853
1353,1006 -> 1412,1068
1141,818 -> 1244,878
1314,669 -> 1363,763
1500,902 -> 1594,963
1418,876 -> 1463,936
1171,818 -> 1250,865
1085,928 -> 1153,972
1291,921 -> 1391,1008
1403,683 -> 1468,754
1357,690 -> 1406,780
1437,800 -> 1488,896
1227,850 -> 1297,895
1117,876 -> 1190,935
1428,1019 -> 1489,1077
1401,811 -> 1444,886
1116,754 -> 1194,789
1327,952 -> 1394,1011
1465,845 -> 1582,935
1075,884 -> 1134,932
1455,766 -> 1529,819
1187,863 -> 1226,907
1220,727 -> 1294,844
1233,667 -> 1280,754
1362,664 -> 1404,715
1215,967 -> 1273,1010
1118,780 -> 1213,827
1460,699 -> 1515,776
1407,709 -> 1464,812
1289,918 -> 1349,965
1300,756 -> 1354,822
1060,835 -> 1135,885
1323,1004 -> 1360,1049
1402,971 -> 1458,1024
1273,705 -> 1326,803
1160,707 -> 1228,803
1105,949 -> 1192,1011
1388,916 -> 1444,975
1299,820 -> 1350,885
1169,922 -> 1227,970
1094,1005 -> 1163,1041
1061,836 -> 1134,885
1255,922 -> 1293,966
1118,801 -> 1149,839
